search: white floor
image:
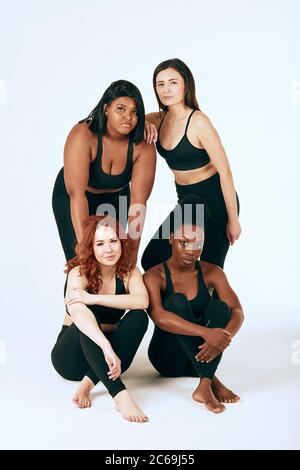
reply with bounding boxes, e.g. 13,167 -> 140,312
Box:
0,318 -> 299,450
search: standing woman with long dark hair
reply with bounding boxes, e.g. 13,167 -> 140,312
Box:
52,80 -> 156,267
142,59 -> 240,271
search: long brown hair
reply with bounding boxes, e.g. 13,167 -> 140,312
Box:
153,58 -> 200,112
65,215 -> 128,294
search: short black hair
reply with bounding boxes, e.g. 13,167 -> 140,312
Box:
79,80 -> 145,144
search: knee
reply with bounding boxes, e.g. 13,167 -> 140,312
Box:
126,309 -> 149,332
163,293 -> 189,313
207,300 -> 231,324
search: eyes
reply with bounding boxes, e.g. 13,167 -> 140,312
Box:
157,81 -> 178,87
179,241 -> 203,250
96,239 -> 118,247
116,106 -> 138,116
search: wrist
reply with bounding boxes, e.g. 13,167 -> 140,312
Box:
198,325 -> 208,340
101,340 -> 112,352
228,213 -> 239,223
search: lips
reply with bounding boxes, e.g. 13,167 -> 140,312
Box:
105,255 -> 115,260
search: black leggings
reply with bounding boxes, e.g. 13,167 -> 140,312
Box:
52,167 -> 130,261
142,172 -> 240,270
148,293 -> 231,380
51,309 -> 149,398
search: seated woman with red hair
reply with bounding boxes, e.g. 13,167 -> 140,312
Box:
51,214 -> 149,423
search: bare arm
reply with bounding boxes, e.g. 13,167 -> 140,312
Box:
65,267 -> 111,351
206,264 -> 244,337
63,124 -> 91,242
194,112 -> 240,237
91,267 -> 149,309
143,269 -> 208,338
126,141 -> 157,260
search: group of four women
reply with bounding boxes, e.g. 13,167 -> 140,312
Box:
51,58 -> 244,422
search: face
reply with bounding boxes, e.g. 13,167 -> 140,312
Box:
155,68 -> 186,107
105,96 -> 138,135
170,224 -> 204,267
93,224 -> 122,266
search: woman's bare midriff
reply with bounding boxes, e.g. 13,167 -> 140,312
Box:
63,314 -> 119,333
86,185 -> 124,194
173,163 -> 218,186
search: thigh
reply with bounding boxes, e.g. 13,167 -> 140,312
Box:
51,324 -> 90,381
52,169 -> 77,261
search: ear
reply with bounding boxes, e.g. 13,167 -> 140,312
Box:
169,233 -> 174,246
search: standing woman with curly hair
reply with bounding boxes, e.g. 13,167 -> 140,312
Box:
51,215 -> 150,423
52,80 -> 156,268
142,58 -> 240,271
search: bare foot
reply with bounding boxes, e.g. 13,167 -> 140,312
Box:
114,390 -> 149,423
192,378 -> 225,414
212,376 -> 240,403
72,376 -> 94,408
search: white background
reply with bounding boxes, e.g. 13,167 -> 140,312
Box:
0,0 -> 299,450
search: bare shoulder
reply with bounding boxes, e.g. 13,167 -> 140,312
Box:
124,266 -> 143,281
146,112 -> 162,127
66,121 -> 94,144
67,266 -> 88,287
68,266 -> 86,280
143,264 -> 164,284
192,110 -> 213,129
200,260 -> 224,278
136,139 -> 156,152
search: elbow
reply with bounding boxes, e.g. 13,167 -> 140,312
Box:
152,311 -> 166,329
219,167 -> 233,179
130,197 -> 148,206
68,189 -> 86,199
137,295 -> 149,310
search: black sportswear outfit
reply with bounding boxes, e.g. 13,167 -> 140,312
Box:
148,261 -> 231,379
51,275 -> 149,397
52,131 -> 133,261
141,110 -> 240,271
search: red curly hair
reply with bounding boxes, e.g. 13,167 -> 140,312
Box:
65,214 -> 128,294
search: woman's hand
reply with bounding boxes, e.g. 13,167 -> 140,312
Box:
64,288 -> 95,307
226,218 -> 241,245
103,346 -> 121,381
204,328 -> 232,351
195,342 -> 221,363
144,120 -> 158,144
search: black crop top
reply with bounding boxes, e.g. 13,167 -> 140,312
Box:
161,261 -> 211,319
65,275 -> 127,324
156,109 -> 211,171
88,133 -> 134,189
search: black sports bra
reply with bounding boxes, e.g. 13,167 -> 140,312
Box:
156,109 -> 211,171
88,133 -> 134,190
65,275 -> 127,324
161,260 -> 211,319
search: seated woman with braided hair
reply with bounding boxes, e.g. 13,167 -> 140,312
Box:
143,195 -> 244,414
51,214 -> 149,423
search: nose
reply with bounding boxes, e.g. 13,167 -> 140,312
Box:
105,244 -> 113,253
